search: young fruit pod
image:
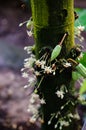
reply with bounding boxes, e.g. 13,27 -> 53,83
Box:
51,32 -> 68,61
75,63 -> 86,78
51,45 -> 62,61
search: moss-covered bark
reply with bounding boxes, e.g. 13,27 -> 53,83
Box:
30,0 -> 80,130
31,0 -> 74,58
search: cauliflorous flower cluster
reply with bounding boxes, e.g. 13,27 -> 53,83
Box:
22,44 -> 82,128
74,25 -> 85,42
21,16 -> 85,129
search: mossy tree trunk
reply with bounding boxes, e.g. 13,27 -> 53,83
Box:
30,0 -> 79,130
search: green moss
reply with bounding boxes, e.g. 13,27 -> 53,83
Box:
31,0 -> 49,27
31,0 -> 74,58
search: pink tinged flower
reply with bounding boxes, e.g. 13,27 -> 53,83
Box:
41,61 -> 46,69
44,66 -> 52,74
29,116 -> 37,124
35,60 -> 42,67
35,60 -> 45,68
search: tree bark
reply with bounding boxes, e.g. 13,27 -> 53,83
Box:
30,0 -> 80,130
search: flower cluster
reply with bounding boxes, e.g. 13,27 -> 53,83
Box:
22,44 -> 82,127
21,16 -> 86,129
74,25 -> 85,42
33,46 -> 72,78
27,93 -> 45,123
19,17 -> 34,37
47,110 -> 80,130
21,47 -> 36,89
56,90 -> 64,99
34,59 -> 56,76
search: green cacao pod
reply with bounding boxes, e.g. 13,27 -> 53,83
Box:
51,45 -> 61,61
75,63 -> 86,78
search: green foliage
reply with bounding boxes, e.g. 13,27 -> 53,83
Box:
80,79 -> 86,94
78,52 -> 86,67
75,63 -> 86,78
72,71 -> 82,81
75,9 -> 86,30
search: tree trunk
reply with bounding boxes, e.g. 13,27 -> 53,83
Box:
30,0 -> 80,130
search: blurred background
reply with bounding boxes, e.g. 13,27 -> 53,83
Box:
0,0 -> 86,130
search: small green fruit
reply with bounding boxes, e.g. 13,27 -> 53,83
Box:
51,45 -> 61,61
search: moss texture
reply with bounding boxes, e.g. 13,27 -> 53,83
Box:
31,0 -> 74,58
30,0 -> 80,130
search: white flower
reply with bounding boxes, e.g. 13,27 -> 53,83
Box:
61,106 -> 64,110
56,90 -> 64,99
73,113 -> 80,120
44,66 -> 53,74
21,68 -> 25,72
24,85 -> 28,89
19,23 -> 23,27
27,30 -> 33,37
63,62 -> 71,68
75,27 -> 80,35
28,76 -> 37,87
68,113 -> 73,118
35,60 -> 42,67
27,104 -> 39,114
28,77 -> 35,83
35,71 -> 41,76
27,93 -> 41,124
78,36 -> 84,42
22,72 -> 28,78
60,120 -> 69,127
55,112 -> 60,118
77,25 -> 85,31
41,60 -> 46,69
40,98 -> 46,104
59,126 -> 62,130
74,26 -> 85,42
35,60 -> 45,68
24,46 -> 33,54
24,57 -> 35,68
53,71 -> 56,75
78,95 -> 85,102
54,124 -> 58,129
48,120 -> 51,125
30,93 -> 39,104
